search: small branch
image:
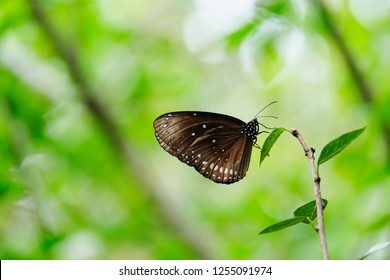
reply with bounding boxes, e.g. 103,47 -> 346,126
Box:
291,128 -> 329,260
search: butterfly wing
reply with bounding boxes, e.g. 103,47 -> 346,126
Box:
153,112 -> 254,184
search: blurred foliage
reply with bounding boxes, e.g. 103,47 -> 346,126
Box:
0,0 -> 389,260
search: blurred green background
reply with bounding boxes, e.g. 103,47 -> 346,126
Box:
1,0 -> 389,260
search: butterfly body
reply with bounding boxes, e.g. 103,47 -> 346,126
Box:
153,111 -> 261,184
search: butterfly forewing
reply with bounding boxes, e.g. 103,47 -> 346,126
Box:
153,111 -> 258,184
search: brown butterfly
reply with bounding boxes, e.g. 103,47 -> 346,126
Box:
153,102 -> 276,184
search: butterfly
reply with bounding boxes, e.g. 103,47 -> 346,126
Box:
153,102 -> 276,184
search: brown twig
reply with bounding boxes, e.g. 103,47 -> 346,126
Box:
27,0 -> 214,259
291,128 -> 329,260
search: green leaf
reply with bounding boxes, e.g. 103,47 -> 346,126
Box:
260,127 -> 286,165
293,199 -> 328,224
259,217 -> 307,235
259,200 -> 328,235
317,126 -> 366,166
359,241 -> 390,260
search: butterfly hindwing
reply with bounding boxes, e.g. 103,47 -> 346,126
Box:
192,134 -> 253,183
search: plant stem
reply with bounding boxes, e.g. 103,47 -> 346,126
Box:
291,128 -> 329,260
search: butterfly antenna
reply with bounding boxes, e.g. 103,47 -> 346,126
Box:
254,101 -> 277,119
